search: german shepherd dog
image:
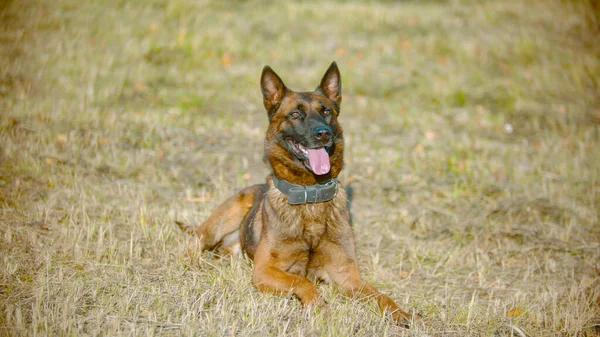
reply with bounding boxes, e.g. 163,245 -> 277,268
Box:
179,62 -> 412,325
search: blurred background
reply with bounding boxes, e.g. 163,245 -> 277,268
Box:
1,0 -> 599,336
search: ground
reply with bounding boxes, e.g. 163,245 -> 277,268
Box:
1,0 -> 599,336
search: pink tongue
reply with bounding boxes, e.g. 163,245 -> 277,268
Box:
306,148 -> 330,175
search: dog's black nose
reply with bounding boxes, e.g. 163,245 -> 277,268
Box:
313,126 -> 331,142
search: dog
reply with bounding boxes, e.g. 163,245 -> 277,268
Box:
178,62 -> 412,325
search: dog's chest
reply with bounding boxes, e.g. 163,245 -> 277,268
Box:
289,203 -> 338,247
267,186 -> 345,247
301,219 -> 327,247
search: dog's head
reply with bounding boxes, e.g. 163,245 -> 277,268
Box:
261,62 -> 344,186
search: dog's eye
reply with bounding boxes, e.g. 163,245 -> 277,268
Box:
289,111 -> 301,119
323,109 -> 331,116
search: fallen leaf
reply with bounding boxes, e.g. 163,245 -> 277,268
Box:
147,22 -> 159,33
401,39 -> 411,50
220,53 -> 232,67
425,130 -> 438,141
134,80 -> 144,91
507,307 -> 521,317
406,17 -> 420,26
57,133 -> 68,144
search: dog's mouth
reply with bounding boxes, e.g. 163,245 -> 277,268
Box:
287,139 -> 331,175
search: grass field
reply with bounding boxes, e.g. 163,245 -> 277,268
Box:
1,0 -> 599,335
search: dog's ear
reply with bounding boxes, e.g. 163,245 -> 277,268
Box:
261,66 -> 287,115
317,61 -> 342,109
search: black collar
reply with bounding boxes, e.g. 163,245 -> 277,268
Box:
272,175 -> 339,205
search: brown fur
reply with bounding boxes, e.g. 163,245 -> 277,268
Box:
179,62 -> 413,325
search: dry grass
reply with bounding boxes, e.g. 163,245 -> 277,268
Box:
1,0 -> 599,336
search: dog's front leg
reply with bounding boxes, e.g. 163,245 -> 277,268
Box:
338,271 -> 411,323
319,241 -> 412,324
252,243 -> 323,306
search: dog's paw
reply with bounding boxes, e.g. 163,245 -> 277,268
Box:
392,310 -> 422,329
388,308 -> 414,328
302,296 -> 329,315
175,221 -> 194,234
301,293 -> 328,309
